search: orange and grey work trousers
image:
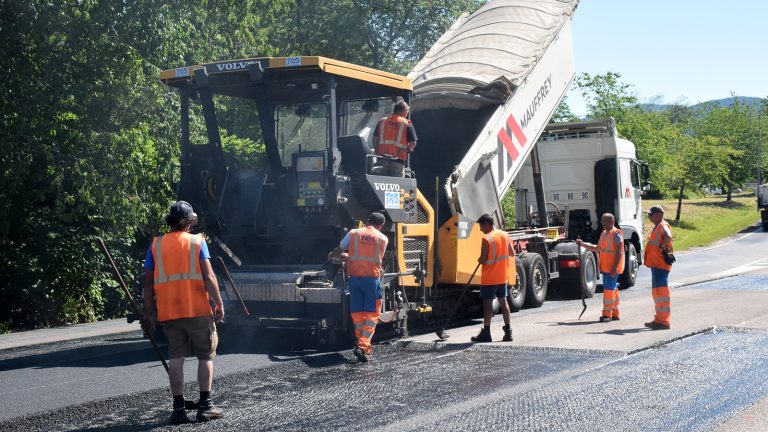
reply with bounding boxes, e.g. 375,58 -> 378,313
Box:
601,273 -> 620,319
650,268 -> 671,326
348,276 -> 382,354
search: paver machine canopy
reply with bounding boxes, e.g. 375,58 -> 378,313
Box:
160,57 -> 416,267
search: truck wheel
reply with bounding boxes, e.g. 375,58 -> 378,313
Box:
579,251 -> 598,299
522,253 -> 547,308
507,257 -> 526,311
618,243 -> 638,289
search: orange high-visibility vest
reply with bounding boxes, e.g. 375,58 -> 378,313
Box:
644,220 -> 673,271
598,227 -> 625,274
347,226 -> 387,278
376,115 -> 411,161
481,229 -> 511,285
151,231 -> 212,322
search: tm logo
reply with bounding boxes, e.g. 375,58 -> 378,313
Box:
384,191 -> 400,209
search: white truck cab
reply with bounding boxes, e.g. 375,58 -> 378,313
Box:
514,118 -> 648,289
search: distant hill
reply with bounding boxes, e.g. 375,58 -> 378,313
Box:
691,96 -> 763,110
642,96 -> 764,112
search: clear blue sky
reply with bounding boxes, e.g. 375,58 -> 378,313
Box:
568,0 -> 768,115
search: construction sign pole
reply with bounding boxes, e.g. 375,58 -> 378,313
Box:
435,263 -> 481,340
97,237 -> 169,373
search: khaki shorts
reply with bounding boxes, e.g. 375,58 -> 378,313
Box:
163,316 -> 218,360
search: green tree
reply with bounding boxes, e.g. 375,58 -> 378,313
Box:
575,71 -> 638,124
551,96 -> 580,123
666,134 -> 734,221
0,0 -> 486,330
693,97 -> 760,201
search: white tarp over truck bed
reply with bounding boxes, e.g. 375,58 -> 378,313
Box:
408,0 -> 578,226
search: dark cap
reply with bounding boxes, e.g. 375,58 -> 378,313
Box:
368,212 -> 386,226
169,201 -> 197,219
648,205 -> 664,215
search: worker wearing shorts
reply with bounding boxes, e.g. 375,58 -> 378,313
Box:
143,201 -> 225,424
471,214 -> 514,343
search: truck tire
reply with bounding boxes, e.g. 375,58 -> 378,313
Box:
522,253 -> 547,308
507,257 -> 526,312
579,251 -> 598,299
559,250 -> 597,299
763,221 -> 768,231
618,243 -> 638,289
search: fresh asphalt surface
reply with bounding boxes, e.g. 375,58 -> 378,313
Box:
1,223 -> 767,431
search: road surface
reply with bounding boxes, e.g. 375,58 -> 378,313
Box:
1,223 -> 767,431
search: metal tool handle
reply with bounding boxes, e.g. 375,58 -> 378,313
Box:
217,256 -> 250,316
97,237 -> 169,373
438,262 -> 481,334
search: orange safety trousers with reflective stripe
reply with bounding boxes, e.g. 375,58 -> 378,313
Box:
598,227 -> 625,274
602,288 -> 620,319
481,229 -> 511,285
152,232 -> 211,322
376,115 -> 411,161
347,227 -> 387,278
351,299 -> 382,354
652,286 -> 671,326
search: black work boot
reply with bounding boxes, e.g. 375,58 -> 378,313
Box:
353,347 -> 368,363
196,401 -> 223,422
471,326 -> 492,343
502,325 -> 513,342
170,408 -> 189,425
170,396 -> 189,424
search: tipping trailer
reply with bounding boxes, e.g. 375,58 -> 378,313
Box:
157,0 -> 590,344
408,0 -> 647,308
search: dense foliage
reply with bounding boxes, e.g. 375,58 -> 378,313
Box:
0,0 -> 483,331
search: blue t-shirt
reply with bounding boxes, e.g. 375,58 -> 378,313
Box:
143,238 -> 210,270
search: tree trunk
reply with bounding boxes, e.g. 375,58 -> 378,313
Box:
675,183 -> 684,222
726,181 -> 733,201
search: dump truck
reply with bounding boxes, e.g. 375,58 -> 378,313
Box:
511,119 -> 648,300
156,0 -> 645,343
758,184 -> 768,230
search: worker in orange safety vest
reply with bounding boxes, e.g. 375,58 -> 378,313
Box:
644,205 -> 674,330
471,214 -> 515,343
142,201 -> 225,424
372,100 -> 417,177
576,213 -> 625,322
328,212 -> 388,362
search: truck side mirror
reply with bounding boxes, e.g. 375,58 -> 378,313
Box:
642,181 -> 651,192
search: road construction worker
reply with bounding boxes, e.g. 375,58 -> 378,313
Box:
576,213 -> 625,322
471,214 -> 514,343
142,201 -> 225,424
328,212 -> 388,362
644,205 -> 674,330
372,100 -> 417,177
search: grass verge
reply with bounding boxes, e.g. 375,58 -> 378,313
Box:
643,193 -> 760,251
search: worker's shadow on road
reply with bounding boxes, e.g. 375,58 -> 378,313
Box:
547,320 -> 600,326
587,328 -> 648,336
